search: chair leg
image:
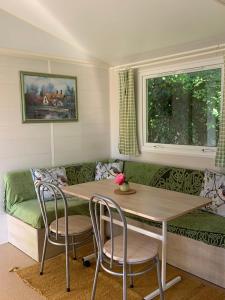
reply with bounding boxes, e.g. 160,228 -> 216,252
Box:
72,236 -> 77,260
129,264 -> 134,288
156,255 -> 164,300
40,232 -> 47,275
65,241 -> 70,292
123,263 -> 127,300
93,235 -> 97,258
91,256 -> 100,300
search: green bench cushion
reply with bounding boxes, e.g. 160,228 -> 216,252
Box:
4,170 -> 37,212
124,162 -> 162,186
4,162 -> 96,229
4,163 -> 96,213
124,161 -> 204,195
127,209 -> 225,248
9,197 -> 90,229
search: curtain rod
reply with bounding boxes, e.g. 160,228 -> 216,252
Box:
111,43 -> 225,71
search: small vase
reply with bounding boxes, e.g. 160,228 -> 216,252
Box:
119,183 -> 130,192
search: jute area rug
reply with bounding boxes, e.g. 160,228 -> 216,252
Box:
16,254 -> 140,300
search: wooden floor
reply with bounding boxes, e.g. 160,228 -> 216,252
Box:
1,242 -> 225,300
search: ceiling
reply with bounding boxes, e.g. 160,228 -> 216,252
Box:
0,0 -> 225,65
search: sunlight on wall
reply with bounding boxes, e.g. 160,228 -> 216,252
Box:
0,0 -> 90,58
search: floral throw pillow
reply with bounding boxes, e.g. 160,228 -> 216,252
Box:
200,169 -> 225,217
95,161 -> 123,181
31,167 -> 68,201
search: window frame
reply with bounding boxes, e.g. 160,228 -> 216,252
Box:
138,57 -> 224,157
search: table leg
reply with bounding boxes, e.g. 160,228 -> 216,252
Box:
144,221 -> 181,300
162,221 -> 167,288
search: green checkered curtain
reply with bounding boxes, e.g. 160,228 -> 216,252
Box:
118,69 -> 139,155
215,58 -> 225,167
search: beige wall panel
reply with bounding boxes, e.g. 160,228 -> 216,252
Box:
0,55 -> 110,243
50,61 -> 110,167
0,55 -> 51,243
50,62 -> 109,92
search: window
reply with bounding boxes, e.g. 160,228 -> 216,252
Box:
141,61 -> 223,154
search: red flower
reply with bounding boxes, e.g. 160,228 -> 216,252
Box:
115,173 -> 126,185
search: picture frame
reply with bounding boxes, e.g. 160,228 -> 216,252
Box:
20,71 -> 78,123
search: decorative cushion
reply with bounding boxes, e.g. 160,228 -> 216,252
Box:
150,167 -> 204,195
124,161 -> 204,195
150,167 -> 185,192
95,161 -> 124,181
200,169 -> 225,217
30,167 -> 68,201
182,170 -> 204,195
65,163 -> 95,185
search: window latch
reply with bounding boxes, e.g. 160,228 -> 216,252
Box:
201,148 -> 215,152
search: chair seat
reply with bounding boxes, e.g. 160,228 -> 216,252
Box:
49,215 -> 92,236
103,231 -> 159,264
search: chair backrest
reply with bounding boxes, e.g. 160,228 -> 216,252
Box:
36,181 -> 68,241
89,194 -> 127,270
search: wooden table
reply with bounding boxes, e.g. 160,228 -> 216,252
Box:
63,179 -> 211,299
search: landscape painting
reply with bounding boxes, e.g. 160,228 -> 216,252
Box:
20,71 -> 78,123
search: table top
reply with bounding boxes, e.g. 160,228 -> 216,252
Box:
63,179 -> 211,222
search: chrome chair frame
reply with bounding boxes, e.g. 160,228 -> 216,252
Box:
36,181 -> 93,292
89,193 -> 164,300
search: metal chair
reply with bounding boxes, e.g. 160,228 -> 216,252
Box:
36,181 -> 93,292
89,194 -> 164,300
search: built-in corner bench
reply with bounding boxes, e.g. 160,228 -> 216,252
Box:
4,161 -> 225,288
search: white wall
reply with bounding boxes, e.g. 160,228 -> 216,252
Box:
109,63 -> 218,170
0,54 -> 110,243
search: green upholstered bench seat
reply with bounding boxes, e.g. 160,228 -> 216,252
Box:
8,197 -> 89,229
124,161 -> 204,196
4,160 -> 225,249
123,161 -> 225,248
127,209 -> 225,248
4,164 -> 95,229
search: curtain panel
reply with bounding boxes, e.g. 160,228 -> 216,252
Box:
215,57 -> 225,167
118,69 -> 139,156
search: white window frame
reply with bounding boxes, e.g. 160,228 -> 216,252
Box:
138,57 -> 224,157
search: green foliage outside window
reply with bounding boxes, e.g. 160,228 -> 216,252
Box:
147,68 -> 222,147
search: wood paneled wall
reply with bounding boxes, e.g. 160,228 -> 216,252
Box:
0,55 -> 110,243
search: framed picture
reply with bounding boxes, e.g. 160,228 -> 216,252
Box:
20,71 -> 78,123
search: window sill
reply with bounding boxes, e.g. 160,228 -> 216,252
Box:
141,145 -> 216,158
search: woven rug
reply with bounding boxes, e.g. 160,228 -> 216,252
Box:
16,254 -> 140,300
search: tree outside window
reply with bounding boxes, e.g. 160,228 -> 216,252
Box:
147,68 -> 222,147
